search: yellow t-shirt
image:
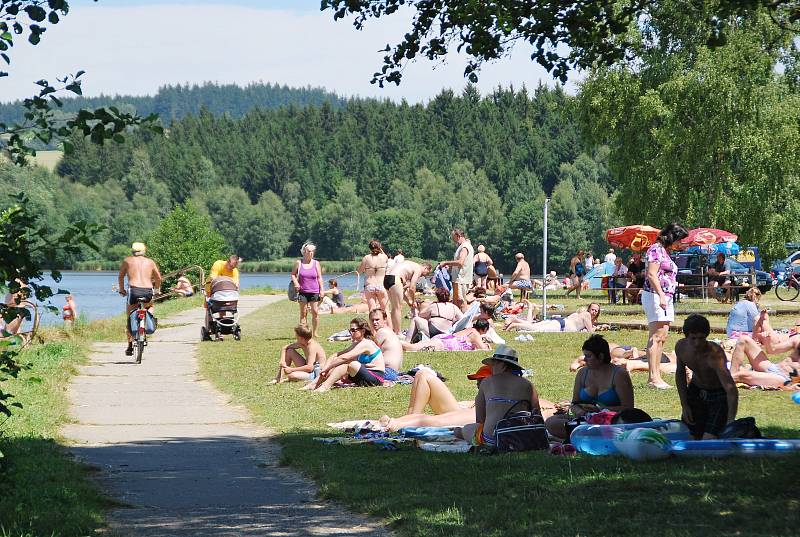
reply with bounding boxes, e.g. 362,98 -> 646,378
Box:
206,260 -> 240,293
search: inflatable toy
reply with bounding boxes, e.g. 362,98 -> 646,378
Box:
671,438 -> 800,458
570,420 -> 690,455
792,392 -> 800,404
614,428 -> 671,461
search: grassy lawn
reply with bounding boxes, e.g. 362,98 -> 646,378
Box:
199,297 -> 800,537
0,294 -> 203,537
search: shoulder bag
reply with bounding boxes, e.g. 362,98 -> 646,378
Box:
494,400 -> 549,452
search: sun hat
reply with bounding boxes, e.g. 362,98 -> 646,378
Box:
131,242 -> 146,254
466,364 -> 493,380
481,344 -> 523,370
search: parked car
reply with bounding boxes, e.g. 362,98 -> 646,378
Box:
673,253 -> 772,296
770,251 -> 800,278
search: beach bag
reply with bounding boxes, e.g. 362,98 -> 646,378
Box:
719,417 -> 762,439
494,401 -> 549,453
288,259 -> 300,301
128,310 -> 156,335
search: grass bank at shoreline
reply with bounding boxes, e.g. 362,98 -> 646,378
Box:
199,298 -> 800,537
0,295 -> 203,537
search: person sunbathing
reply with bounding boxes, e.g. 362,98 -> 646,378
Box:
270,325 -> 327,384
401,318 -> 492,352
455,345 -> 542,446
729,310 -> 800,386
569,343 -> 676,374
504,303 -> 606,333
320,296 -> 370,315
302,317 -> 386,392
378,366 -> 490,431
546,335 -> 635,440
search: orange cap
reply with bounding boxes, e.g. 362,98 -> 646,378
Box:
467,364 -> 493,380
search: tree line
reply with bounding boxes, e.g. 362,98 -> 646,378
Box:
4,83 -> 613,273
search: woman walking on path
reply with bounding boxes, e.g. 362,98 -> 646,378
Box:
357,240 -> 390,319
291,242 -> 324,338
642,223 -> 688,389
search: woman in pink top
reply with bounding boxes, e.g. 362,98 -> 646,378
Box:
642,223 -> 688,389
291,242 -> 324,338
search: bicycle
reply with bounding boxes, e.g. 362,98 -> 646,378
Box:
129,297 -> 150,364
774,264 -> 800,301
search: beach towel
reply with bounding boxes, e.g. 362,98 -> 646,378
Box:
449,302 -> 480,334
433,265 -> 452,292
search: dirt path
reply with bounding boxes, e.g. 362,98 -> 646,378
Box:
62,295 -> 387,536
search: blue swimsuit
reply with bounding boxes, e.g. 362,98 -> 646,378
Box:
578,366 -> 622,407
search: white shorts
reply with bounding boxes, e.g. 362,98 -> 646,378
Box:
642,291 -> 674,323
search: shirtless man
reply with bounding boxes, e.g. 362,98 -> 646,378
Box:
118,242 -> 162,356
357,240 -> 390,318
369,309 -> 404,380
384,260 -> 432,334
675,314 -> 738,439
508,253 -> 532,299
270,324 -> 327,384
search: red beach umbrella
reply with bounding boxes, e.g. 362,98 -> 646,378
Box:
680,228 -> 738,247
605,225 -> 660,252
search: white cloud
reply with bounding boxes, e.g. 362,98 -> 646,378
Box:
2,3 -> 578,104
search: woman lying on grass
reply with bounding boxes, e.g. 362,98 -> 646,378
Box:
504,302 -> 607,333
301,317 -> 385,392
546,335 -> 635,440
379,366 -> 557,433
378,366 -> 491,431
569,343 -> 676,375
401,318 -> 492,352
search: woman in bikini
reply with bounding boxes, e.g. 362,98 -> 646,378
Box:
504,303 -> 603,333
455,345 -> 541,447
406,287 -> 463,342
545,334 -> 634,440
303,317 -> 386,392
357,240 -> 390,318
401,319 -> 492,352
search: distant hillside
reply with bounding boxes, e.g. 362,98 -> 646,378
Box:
0,81 -> 348,125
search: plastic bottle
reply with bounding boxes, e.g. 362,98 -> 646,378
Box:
313,361 -> 321,378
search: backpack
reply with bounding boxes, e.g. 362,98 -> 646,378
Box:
719,417 -> 762,439
494,400 -> 550,453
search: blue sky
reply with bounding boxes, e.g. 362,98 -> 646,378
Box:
3,1 -> 574,103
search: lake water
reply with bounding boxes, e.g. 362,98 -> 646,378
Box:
32,271 -> 361,326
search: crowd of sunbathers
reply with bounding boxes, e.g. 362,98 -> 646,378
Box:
273,231 -> 798,445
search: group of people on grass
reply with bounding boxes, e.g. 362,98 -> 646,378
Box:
273,222 -> 800,445
376,315 -> 741,445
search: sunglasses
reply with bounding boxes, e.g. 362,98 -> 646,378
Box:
349,328 -> 361,333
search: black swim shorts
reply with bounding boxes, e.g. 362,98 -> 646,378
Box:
298,292 -> 320,303
383,275 -> 396,290
128,286 -> 154,306
349,363 -> 385,387
686,382 -> 729,438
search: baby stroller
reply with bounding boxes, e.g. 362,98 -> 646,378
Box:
202,276 -> 241,341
